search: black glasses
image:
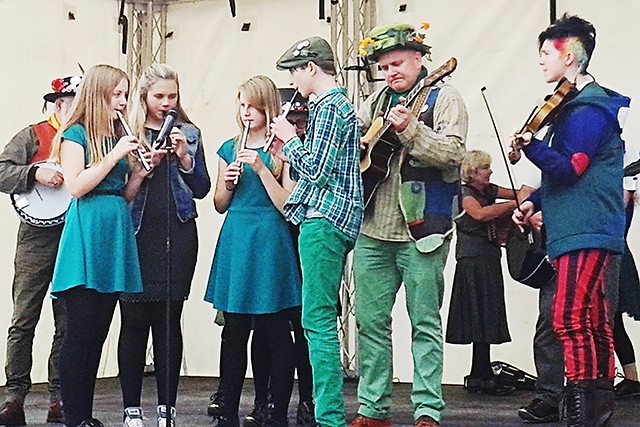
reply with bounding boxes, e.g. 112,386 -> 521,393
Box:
287,118 -> 308,129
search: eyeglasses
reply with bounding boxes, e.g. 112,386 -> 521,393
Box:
287,118 -> 307,129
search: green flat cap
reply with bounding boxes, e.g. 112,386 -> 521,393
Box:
276,36 -> 334,70
358,23 -> 432,62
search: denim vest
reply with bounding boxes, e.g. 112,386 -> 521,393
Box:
130,123 -> 211,233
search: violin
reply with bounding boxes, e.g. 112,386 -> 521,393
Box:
509,77 -> 577,164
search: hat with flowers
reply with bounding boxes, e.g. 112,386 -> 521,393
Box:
358,22 -> 432,62
43,75 -> 82,102
278,88 -> 308,113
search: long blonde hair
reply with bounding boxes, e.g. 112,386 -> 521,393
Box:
236,75 -> 283,178
49,64 -> 129,167
128,63 -> 191,148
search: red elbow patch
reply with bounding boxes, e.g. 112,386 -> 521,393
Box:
571,153 -> 590,176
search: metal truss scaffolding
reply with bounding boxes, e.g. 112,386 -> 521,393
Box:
124,0 -> 169,88
329,0 -> 376,379
330,0 -> 376,110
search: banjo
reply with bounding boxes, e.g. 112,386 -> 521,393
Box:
10,163 -> 72,227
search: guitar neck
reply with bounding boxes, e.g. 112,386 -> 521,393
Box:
374,86 -> 431,141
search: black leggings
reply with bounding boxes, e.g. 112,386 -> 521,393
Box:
613,311 -> 636,367
252,307 -> 313,404
58,288 -> 118,427
221,311 -> 295,425
118,300 -> 185,408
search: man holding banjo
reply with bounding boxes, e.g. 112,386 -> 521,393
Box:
0,75 -> 81,425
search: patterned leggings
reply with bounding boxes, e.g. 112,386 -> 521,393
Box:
552,249 -> 615,381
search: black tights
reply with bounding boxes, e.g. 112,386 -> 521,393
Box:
118,300 -> 185,408
221,311 -> 295,425
58,288 -> 118,427
252,307 -> 313,404
470,343 -> 493,379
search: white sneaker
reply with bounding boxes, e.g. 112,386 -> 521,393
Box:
157,405 -> 176,427
123,407 -> 146,427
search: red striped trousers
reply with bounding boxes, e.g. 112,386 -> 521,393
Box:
551,249 -> 615,381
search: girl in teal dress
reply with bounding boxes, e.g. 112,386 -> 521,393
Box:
48,64 -> 151,427
205,75 -> 301,427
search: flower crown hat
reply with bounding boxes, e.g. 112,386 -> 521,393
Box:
278,87 -> 308,112
43,75 -> 82,103
358,22 -> 432,62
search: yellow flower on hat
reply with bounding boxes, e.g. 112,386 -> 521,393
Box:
358,38 -> 376,57
421,22 -> 430,31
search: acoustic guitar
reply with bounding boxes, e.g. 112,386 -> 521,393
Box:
360,57 -> 457,207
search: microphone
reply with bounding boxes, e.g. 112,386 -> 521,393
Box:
152,109 -> 179,150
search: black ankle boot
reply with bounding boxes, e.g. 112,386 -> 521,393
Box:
566,380 -> 589,427
589,378 -> 614,426
566,379 -> 614,427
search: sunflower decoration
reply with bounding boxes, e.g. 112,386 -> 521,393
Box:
358,38 -> 376,57
358,22 -> 432,62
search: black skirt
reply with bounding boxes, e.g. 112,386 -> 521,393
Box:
446,254 -> 511,344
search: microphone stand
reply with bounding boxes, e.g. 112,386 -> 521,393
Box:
149,130 -> 173,427
164,137 -> 173,427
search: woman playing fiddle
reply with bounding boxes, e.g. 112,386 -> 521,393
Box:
511,14 -> 630,427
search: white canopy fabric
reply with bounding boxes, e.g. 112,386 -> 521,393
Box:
0,0 -> 639,386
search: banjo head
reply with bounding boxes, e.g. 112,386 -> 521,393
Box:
10,163 -> 72,227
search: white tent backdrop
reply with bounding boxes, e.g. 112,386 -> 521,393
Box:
0,0 -> 639,388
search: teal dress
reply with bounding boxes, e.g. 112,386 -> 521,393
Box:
51,124 -> 143,295
204,138 -> 301,314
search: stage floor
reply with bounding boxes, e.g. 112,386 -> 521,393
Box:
12,376 -> 640,426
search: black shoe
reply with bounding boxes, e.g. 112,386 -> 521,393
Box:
518,398 -> 560,423
46,401 -> 65,424
0,401 -> 26,426
464,375 -> 516,395
614,378 -> 640,399
296,401 -> 315,427
77,419 -> 105,427
243,402 -> 269,427
217,416 -> 240,427
208,392 -> 225,417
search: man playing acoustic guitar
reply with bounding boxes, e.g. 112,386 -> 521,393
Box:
0,75 -> 80,425
350,23 -> 468,427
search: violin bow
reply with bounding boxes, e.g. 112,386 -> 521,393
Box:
480,87 -> 523,213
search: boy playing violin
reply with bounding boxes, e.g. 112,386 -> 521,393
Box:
511,14 -> 630,427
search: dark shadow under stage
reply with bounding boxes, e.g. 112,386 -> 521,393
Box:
11,376 -> 640,426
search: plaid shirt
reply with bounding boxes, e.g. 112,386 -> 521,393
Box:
283,87 -> 363,239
